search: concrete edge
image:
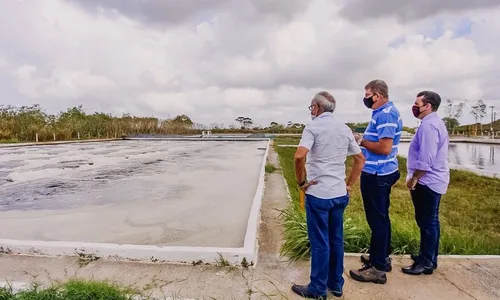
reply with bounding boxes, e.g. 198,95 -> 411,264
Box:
241,139 -> 271,267
274,145 -> 500,260
0,139 -> 122,148
124,137 -> 270,142
344,253 -> 500,259
276,144 -> 500,178
0,239 -> 252,265
0,139 -> 271,266
447,163 -> 499,178
273,134 -> 500,145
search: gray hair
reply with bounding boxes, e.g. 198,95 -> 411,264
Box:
312,91 -> 336,113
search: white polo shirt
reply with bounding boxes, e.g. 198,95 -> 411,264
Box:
298,112 -> 362,199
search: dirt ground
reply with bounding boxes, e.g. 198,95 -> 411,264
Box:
1,146 -> 499,299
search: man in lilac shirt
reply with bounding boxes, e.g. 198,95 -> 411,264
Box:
403,91 -> 450,275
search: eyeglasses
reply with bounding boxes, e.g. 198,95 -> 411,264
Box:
308,104 -> 316,111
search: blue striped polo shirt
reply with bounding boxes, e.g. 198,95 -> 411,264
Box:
361,101 -> 403,176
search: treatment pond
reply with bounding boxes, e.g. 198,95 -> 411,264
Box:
0,140 -> 268,250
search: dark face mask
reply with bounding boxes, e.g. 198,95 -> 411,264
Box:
363,96 -> 374,109
412,105 -> 422,118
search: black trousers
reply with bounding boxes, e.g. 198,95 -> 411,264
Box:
360,171 -> 400,270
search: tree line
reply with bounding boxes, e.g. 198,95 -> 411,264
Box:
442,99 -> 498,135
1,100 -> 496,142
0,105 -> 306,142
0,105 -> 204,142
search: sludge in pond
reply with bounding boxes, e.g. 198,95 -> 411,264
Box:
143,159 -> 164,165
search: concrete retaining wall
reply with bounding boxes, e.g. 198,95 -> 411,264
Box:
0,139 -> 271,267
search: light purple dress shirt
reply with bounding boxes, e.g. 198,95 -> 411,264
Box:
407,112 -> 450,195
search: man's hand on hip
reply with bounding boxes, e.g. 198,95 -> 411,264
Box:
300,180 -> 318,192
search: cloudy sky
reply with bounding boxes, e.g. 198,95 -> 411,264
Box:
1,0 -> 499,128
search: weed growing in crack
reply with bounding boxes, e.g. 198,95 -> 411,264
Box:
241,257 -> 250,268
75,251 -> 100,267
215,253 -> 230,267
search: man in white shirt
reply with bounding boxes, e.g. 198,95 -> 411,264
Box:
291,91 -> 366,299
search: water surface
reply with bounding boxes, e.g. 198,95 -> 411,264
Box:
397,142 -> 499,173
0,140 -> 268,247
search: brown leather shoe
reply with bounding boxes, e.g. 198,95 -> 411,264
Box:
349,265 -> 387,284
360,255 -> 392,272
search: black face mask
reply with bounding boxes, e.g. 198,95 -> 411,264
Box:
363,96 -> 374,109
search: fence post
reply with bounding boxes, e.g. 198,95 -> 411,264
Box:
53,133 -> 56,141
36,133 -> 39,143
77,132 -> 80,140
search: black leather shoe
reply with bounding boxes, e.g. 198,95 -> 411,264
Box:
291,285 -> 327,300
402,263 -> 434,275
328,287 -> 343,298
410,253 -> 437,269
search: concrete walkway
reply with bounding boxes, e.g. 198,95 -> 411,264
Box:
0,146 -> 499,299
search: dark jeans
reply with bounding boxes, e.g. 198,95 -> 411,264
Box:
305,193 -> 349,295
360,171 -> 400,270
411,183 -> 442,269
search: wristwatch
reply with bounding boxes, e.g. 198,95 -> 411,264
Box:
298,180 -> 306,187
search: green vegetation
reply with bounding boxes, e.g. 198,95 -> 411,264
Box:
272,137 -> 302,146
0,280 -> 139,300
0,139 -> 19,144
0,105 -> 308,143
0,105 -> 203,143
265,163 -> 278,173
275,139 -> 500,261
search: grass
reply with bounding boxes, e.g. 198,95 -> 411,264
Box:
274,138 -> 500,261
0,139 -> 19,144
265,163 -> 278,173
0,280 -> 138,300
272,137 -> 301,146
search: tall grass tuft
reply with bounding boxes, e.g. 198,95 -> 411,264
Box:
279,202 -> 365,262
279,202 -> 309,261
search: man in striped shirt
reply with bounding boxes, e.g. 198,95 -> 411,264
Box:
349,79 -> 402,284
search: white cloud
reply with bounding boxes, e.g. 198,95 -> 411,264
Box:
0,0 -> 499,128
0,55 -> 6,68
140,92 -> 194,116
379,31 -> 494,88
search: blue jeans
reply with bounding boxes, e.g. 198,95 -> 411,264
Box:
411,183 -> 442,268
360,171 -> 400,270
305,193 -> 349,295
